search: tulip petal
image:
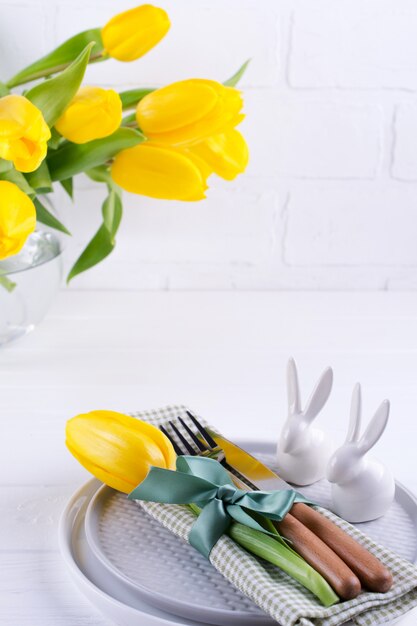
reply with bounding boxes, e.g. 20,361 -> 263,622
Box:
137,79 -> 244,147
111,143 -> 208,201
189,129 -> 249,181
0,181 -> 36,260
0,95 -> 50,172
102,5 -> 170,62
65,410 -> 177,493
55,86 -> 122,144
66,442 -> 136,494
137,81 -> 219,134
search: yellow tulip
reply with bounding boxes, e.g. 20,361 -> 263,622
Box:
102,4 -> 170,62
66,410 -> 177,494
55,86 -> 122,144
136,79 -> 244,146
111,142 -> 209,201
0,181 -> 36,260
188,129 -> 249,180
0,95 -> 50,173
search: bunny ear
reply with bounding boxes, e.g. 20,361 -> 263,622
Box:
358,399 -> 390,454
287,358 -> 301,415
303,366 -> 333,422
346,383 -> 362,443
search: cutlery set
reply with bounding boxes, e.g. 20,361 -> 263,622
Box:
160,411 -> 392,600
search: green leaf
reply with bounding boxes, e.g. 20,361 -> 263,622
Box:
102,189 -> 122,241
25,43 -> 94,127
60,178 -> 73,199
25,161 -> 52,193
0,168 -> 35,195
224,59 -> 251,87
85,165 -> 112,185
67,190 -> 123,283
48,128 -> 144,181
119,88 -> 155,110
0,81 -> 9,96
0,159 -> 12,174
7,29 -> 104,88
121,112 -> 137,127
48,127 -> 63,150
0,276 -> 16,292
34,197 -> 71,236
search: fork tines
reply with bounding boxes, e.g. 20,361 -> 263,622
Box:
159,412 -> 215,457
159,425 -> 183,456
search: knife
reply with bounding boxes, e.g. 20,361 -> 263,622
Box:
210,430 -> 393,594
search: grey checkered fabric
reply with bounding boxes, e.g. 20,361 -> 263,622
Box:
130,405 -> 417,626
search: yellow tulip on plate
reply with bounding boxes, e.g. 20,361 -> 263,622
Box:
111,142 -> 210,201
55,86 -> 122,144
0,181 -> 36,260
102,4 -> 170,62
0,94 -> 50,173
66,410 -> 176,494
136,79 -> 244,146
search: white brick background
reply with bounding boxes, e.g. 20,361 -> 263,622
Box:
1,0 -> 417,290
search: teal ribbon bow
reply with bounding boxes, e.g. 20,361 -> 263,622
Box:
128,455 -> 311,559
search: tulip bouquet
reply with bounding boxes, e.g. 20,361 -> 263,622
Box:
0,4 -> 249,290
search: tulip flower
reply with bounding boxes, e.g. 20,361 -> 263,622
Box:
0,95 -> 50,173
136,79 -> 244,147
55,86 -> 122,144
66,410 -> 176,494
101,5 -> 170,62
0,181 -> 36,260
111,142 -> 210,201
188,129 -> 249,181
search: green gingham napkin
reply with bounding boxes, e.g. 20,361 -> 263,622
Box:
130,405 -> 417,626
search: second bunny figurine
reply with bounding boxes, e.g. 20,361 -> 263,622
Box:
276,358 -> 335,485
327,384 -> 395,523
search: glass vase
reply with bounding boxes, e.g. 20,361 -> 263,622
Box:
0,229 -> 63,345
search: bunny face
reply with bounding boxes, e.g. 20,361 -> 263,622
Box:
280,417 -> 309,454
327,384 -> 391,488
281,358 -> 333,455
327,443 -> 363,485
276,359 -> 335,485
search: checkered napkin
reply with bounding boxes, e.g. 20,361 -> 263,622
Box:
130,405 -> 417,626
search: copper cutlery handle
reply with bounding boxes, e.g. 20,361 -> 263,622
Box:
276,513 -> 361,600
291,503 -> 393,593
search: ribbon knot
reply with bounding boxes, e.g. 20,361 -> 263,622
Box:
129,455 -> 311,559
216,483 -> 243,503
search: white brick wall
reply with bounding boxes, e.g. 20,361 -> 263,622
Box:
1,0 -> 417,290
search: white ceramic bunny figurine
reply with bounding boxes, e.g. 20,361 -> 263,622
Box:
327,383 -> 395,523
276,358 -> 335,485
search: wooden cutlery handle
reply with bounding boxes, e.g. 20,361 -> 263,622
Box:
276,513 -> 361,600
291,503 -> 393,593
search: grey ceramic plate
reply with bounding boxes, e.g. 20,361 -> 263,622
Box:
83,440 -> 417,626
59,478 -> 205,626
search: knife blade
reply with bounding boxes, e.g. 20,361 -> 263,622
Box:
208,430 -> 393,593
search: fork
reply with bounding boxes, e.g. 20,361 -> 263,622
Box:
160,412 -> 362,600
160,413 -> 259,491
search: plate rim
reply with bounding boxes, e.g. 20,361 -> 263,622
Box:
60,440 -> 417,626
59,477 -> 209,626
84,482 -> 272,625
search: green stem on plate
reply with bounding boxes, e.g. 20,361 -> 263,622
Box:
188,504 -> 339,607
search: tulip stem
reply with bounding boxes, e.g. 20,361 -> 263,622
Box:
0,276 -> 17,292
6,53 -> 108,89
187,504 -> 339,607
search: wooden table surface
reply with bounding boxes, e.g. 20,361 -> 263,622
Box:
2,291 -> 417,625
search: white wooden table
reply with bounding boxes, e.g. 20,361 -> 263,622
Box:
1,291 -> 417,625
